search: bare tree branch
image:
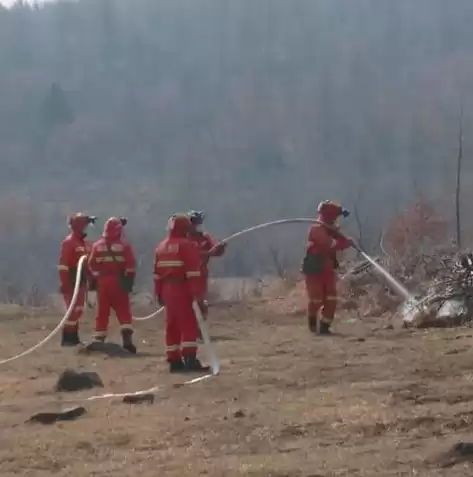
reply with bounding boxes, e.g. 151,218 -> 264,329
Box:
353,201 -> 364,250
379,227 -> 391,259
352,186 -> 366,250
455,105 -> 464,249
267,245 -> 286,280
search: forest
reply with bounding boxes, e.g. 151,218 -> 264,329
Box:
1,0 -> 473,299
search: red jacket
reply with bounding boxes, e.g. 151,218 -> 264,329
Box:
88,237 -> 136,279
153,236 -> 204,301
58,232 -> 90,291
189,232 -> 223,280
305,223 -> 350,274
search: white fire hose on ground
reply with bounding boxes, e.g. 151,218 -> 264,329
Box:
0,255 -> 88,366
0,217 -> 411,405
0,217 -> 369,367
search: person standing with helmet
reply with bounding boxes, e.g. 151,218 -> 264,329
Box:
154,213 -> 210,373
302,201 -> 353,335
187,211 -> 227,295
88,217 -> 137,353
187,210 -> 226,336
58,212 -> 97,346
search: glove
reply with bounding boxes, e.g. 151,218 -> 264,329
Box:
211,242 -> 227,257
216,242 -> 227,255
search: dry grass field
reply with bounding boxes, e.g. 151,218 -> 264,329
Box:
2,298 -> 473,476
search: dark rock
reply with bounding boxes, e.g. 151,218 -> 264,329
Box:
348,337 -> 366,342
444,349 -> 461,355
430,442 -> 473,468
233,410 -> 245,418
122,393 -> 155,404
27,406 -> 86,425
56,369 -> 104,392
77,341 -> 133,357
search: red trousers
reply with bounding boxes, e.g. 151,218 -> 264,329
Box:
162,284 -> 198,362
62,286 -> 86,331
305,272 -> 338,325
94,277 -> 133,340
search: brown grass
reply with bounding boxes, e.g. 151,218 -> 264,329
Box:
1,302 -> 473,476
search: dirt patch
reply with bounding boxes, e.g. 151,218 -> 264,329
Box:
1,304 -> 473,476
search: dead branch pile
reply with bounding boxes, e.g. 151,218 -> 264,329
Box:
402,252 -> 473,328
341,247 -> 473,326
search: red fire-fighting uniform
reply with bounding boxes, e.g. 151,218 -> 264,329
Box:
189,231 -> 226,296
154,214 -> 209,373
88,217 -> 137,353
302,201 -> 353,335
58,213 -> 92,346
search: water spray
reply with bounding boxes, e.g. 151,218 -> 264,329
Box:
1,217 -> 417,368
0,217 -> 422,408
133,218 -> 417,321
352,246 -> 413,301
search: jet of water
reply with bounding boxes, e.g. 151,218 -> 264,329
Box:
358,250 -> 414,302
354,248 -> 428,323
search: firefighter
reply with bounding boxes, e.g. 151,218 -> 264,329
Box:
187,210 -> 226,337
58,212 -> 96,346
302,200 -> 353,335
88,217 -> 137,353
188,210 -> 226,295
154,213 -> 210,373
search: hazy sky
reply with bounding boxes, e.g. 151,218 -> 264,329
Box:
1,0 -> 49,6
2,0 -> 27,5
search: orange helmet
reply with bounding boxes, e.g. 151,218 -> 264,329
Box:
68,212 -> 96,234
317,200 -> 349,223
103,216 -> 124,240
167,213 -> 192,237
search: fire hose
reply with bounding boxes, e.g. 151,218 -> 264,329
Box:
0,255 -> 88,366
0,217 -> 418,408
133,217 -> 365,322
0,217 -> 411,367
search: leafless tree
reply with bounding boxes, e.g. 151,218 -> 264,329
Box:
455,106 -> 464,249
267,245 -> 288,281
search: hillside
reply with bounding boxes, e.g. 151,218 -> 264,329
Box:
2,0 -> 473,295
2,301 -> 473,476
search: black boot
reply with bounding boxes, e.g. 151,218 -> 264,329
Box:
319,321 -> 332,335
121,329 -> 137,354
308,315 -> 318,333
61,329 -> 81,347
168,359 -> 185,373
183,354 -> 211,373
